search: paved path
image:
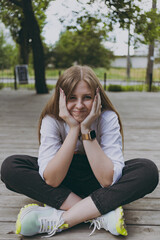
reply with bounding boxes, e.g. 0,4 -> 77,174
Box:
0,89 -> 160,239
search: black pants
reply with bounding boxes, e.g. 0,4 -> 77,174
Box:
1,155 -> 159,215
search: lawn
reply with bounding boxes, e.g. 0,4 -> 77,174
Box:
0,67 -> 160,82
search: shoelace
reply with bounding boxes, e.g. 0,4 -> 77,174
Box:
88,219 -> 102,236
39,217 -> 64,238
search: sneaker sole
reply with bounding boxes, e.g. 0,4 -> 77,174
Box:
115,207 -> 128,236
16,203 -> 39,234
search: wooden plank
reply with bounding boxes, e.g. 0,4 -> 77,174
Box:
124,150 -> 160,160
126,225 -> 160,240
0,223 -> 17,237
0,208 -> 18,222
0,195 -> 42,207
0,90 -> 160,240
0,207 -> 160,226
125,209 -> 160,225
1,223 -> 160,240
144,184 -> 160,198
0,193 -> 160,212
124,198 -> 160,210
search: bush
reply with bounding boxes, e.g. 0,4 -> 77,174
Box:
149,85 -> 160,92
108,84 -> 123,92
107,84 -> 160,92
124,85 -> 145,91
0,82 -> 4,89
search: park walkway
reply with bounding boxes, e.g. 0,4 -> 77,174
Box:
0,89 -> 160,239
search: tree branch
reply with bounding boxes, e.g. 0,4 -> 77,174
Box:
8,0 -> 22,8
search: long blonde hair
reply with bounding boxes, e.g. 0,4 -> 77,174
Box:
38,65 -> 124,146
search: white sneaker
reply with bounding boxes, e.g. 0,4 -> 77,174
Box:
88,206 -> 127,236
16,204 -> 68,237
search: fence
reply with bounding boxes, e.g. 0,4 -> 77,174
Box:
0,67 -> 160,89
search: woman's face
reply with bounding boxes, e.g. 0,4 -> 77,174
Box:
66,80 -> 94,123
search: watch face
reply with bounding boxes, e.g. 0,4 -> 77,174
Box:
90,130 -> 96,139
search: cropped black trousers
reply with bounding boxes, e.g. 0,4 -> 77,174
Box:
1,154 -> 159,215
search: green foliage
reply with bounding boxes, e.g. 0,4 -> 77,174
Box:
0,30 -> 18,68
107,84 -> 146,92
32,0 -> 52,31
135,8 -> 160,44
0,1 -> 22,42
103,0 -> 141,30
150,85 -> 160,92
0,0 -> 51,64
53,16 -> 114,68
0,82 -> 4,89
0,0 -> 51,38
0,0 -> 50,93
108,84 -> 123,91
61,0 -> 141,31
107,84 -> 160,92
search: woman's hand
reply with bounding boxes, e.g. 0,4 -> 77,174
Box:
59,88 -> 80,130
81,88 -> 101,133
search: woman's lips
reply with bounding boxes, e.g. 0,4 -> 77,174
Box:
72,110 -> 86,114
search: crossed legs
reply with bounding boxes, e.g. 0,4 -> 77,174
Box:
1,155 -> 159,230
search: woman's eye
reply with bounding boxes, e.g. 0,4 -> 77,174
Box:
84,96 -> 92,99
69,96 -> 76,100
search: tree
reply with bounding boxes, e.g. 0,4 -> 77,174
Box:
57,0 -> 141,78
0,0 -> 50,94
1,1 -> 28,64
103,0 -> 160,86
146,0 -> 156,91
135,0 -> 160,90
22,0 -> 48,94
62,0 -> 160,86
53,16 -> 114,68
91,0 -> 141,80
59,0 -> 140,30
0,30 -> 18,69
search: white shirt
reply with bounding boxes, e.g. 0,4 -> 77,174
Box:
38,110 -> 125,185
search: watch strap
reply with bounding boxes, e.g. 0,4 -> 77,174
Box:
81,133 -> 91,140
81,130 -> 96,140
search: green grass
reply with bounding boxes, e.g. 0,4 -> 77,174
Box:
1,67 -> 160,82
1,82 -> 160,92
0,83 -> 55,91
94,67 -> 160,81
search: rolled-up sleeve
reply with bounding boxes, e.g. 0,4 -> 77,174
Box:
38,115 -> 62,179
98,111 -> 125,185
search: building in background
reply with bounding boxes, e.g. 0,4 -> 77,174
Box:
111,42 -> 160,69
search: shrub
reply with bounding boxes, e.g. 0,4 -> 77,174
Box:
108,84 -> 123,92
107,84 -> 147,92
0,82 -> 4,89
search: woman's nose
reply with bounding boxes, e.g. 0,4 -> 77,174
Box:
76,99 -> 84,108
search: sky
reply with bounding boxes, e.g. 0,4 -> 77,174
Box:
42,0 -> 159,56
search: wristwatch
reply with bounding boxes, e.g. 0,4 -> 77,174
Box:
82,130 -> 96,141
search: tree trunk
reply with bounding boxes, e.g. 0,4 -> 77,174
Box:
145,0 -> 156,90
126,26 -> 131,80
22,0 -> 48,94
146,44 -> 154,84
18,20 -> 30,64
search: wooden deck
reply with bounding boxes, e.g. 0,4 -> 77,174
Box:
0,89 -> 160,239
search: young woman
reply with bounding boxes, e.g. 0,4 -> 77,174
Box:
1,65 -> 159,238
